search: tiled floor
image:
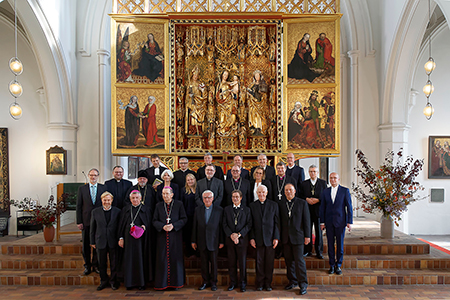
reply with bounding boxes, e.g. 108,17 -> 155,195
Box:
1,284 -> 450,299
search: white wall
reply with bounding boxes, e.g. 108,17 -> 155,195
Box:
408,24 -> 450,234
0,17 -> 49,234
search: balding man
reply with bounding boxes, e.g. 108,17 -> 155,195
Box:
105,166 -> 132,209
226,155 -> 250,180
320,172 -> 353,275
249,185 -> 280,291
251,153 -> 276,182
285,153 -> 305,188
173,157 -> 197,188
76,168 -> 107,275
195,164 -> 223,207
192,190 -> 224,291
197,153 -> 224,181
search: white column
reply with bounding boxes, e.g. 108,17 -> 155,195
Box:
97,49 -> 111,182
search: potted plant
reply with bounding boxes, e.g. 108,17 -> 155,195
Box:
7,194 -> 67,242
352,149 -> 426,238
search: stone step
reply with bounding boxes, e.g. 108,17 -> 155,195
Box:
1,268 -> 449,286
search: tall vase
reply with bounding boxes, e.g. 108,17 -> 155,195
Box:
43,225 -> 55,242
380,215 -> 394,239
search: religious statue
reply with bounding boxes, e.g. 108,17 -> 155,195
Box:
215,70 -> 238,138
185,65 -> 207,136
246,70 -> 269,136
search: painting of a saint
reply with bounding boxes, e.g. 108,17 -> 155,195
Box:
50,154 -> 64,173
142,96 -> 164,146
429,137 -> 450,178
119,96 -> 140,146
288,33 -> 320,83
133,33 -> 164,82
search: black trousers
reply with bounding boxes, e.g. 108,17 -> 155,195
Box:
226,238 -> 248,285
82,226 -> 97,268
283,240 -> 308,288
199,248 -> 218,285
255,245 -> 275,288
97,246 -> 118,284
304,211 -> 323,255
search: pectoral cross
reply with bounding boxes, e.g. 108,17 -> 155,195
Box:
312,190 -> 315,196
166,217 -> 171,224
278,193 -> 282,200
288,211 -> 291,218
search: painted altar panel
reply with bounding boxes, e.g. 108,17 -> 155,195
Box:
111,17 -> 170,155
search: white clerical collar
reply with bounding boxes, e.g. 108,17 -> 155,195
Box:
311,178 -> 317,185
103,206 -> 112,211
205,206 -> 211,210
259,200 -> 265,204
154,167 -> 160,175
116,179 -> 121,182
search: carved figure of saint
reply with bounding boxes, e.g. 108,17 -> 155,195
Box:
246,70 -> 269,136
215,70 -> 238,137
185,66 -> 207,136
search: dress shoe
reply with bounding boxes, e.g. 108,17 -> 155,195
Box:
126,287 -> 133,290
299,287 -> 307,295
227,284 -> 235,291
284,283 -> 298,290
303,252 -> 312,257
198,283 -> 210,290
138,286 -> 145,290
83,266 -> 91,275
328,266 -> 335,274
265,286 -> 273,291
316,253 -> 324,259
240,284 -> 246,292
97,281 -> 109,291
93,266 -> 100,274
256,286 -> 263,291
111,282 -> 119,290
335,266 -> 342,275
211,285 -> 217,291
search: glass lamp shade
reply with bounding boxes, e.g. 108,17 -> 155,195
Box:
9,57 -> 23,75
423,103 -> 434,120
9,102 -> 22,120
423,80 -> 434,97
424,57 -> 436,75
9,79 -> 23,97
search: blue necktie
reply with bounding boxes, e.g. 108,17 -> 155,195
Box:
91,185 -> 97,204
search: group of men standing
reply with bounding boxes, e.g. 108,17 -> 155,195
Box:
76,153 -> 353,295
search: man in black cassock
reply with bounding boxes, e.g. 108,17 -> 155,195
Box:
223,165 -> 251,207
173,157 -> 197,188
145,154 -> 167,190
118,191 -> 152,290
223,190 -> 252,292
90,192 -> 121,290
153,187 -> 187,290
127,170 -> 156,210
105,166 -> 132,209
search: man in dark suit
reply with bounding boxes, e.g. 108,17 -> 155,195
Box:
195,164 -> 223,207
191,190 -> 224,291
90,191 -> 121,290
286,153 -> 305,188
145,154 -> 167,190
76,168 -> 107,275
226,155 -> 250,180
223,190 -> 252,292
223,165 -> 251,207
280,183 -> 310,295
197,152 -> 224,181
299,164 -> 327,258
320,172 -> 353,275
249,185 -> 280,291
105,166 -> 132,209
251,153 -> 276,182
271,161 -> 297,202
173,157 -> 197,188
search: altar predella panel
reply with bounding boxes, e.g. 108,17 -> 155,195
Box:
111,15 -> 340,156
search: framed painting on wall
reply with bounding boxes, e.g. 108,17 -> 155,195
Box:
428,136 -> 450,179
46,146 -> 67,175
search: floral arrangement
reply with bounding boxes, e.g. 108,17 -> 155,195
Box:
352,149 -> 426,226
7,194 -> 68,227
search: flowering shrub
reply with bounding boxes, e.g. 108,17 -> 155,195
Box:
352,149 -> 426,226
7,194 -> 67,227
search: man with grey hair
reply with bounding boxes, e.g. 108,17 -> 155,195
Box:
192,190 -> 224,291
226,155 -> 250,180
76,168 -> 107,275
173,157 -> 197,188
299,165 -> 327,258
197,152 -> 224,181
251,153 -> 276,181
249,185 -> 280,291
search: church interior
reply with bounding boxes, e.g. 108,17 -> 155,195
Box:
1,0 -> 450,297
